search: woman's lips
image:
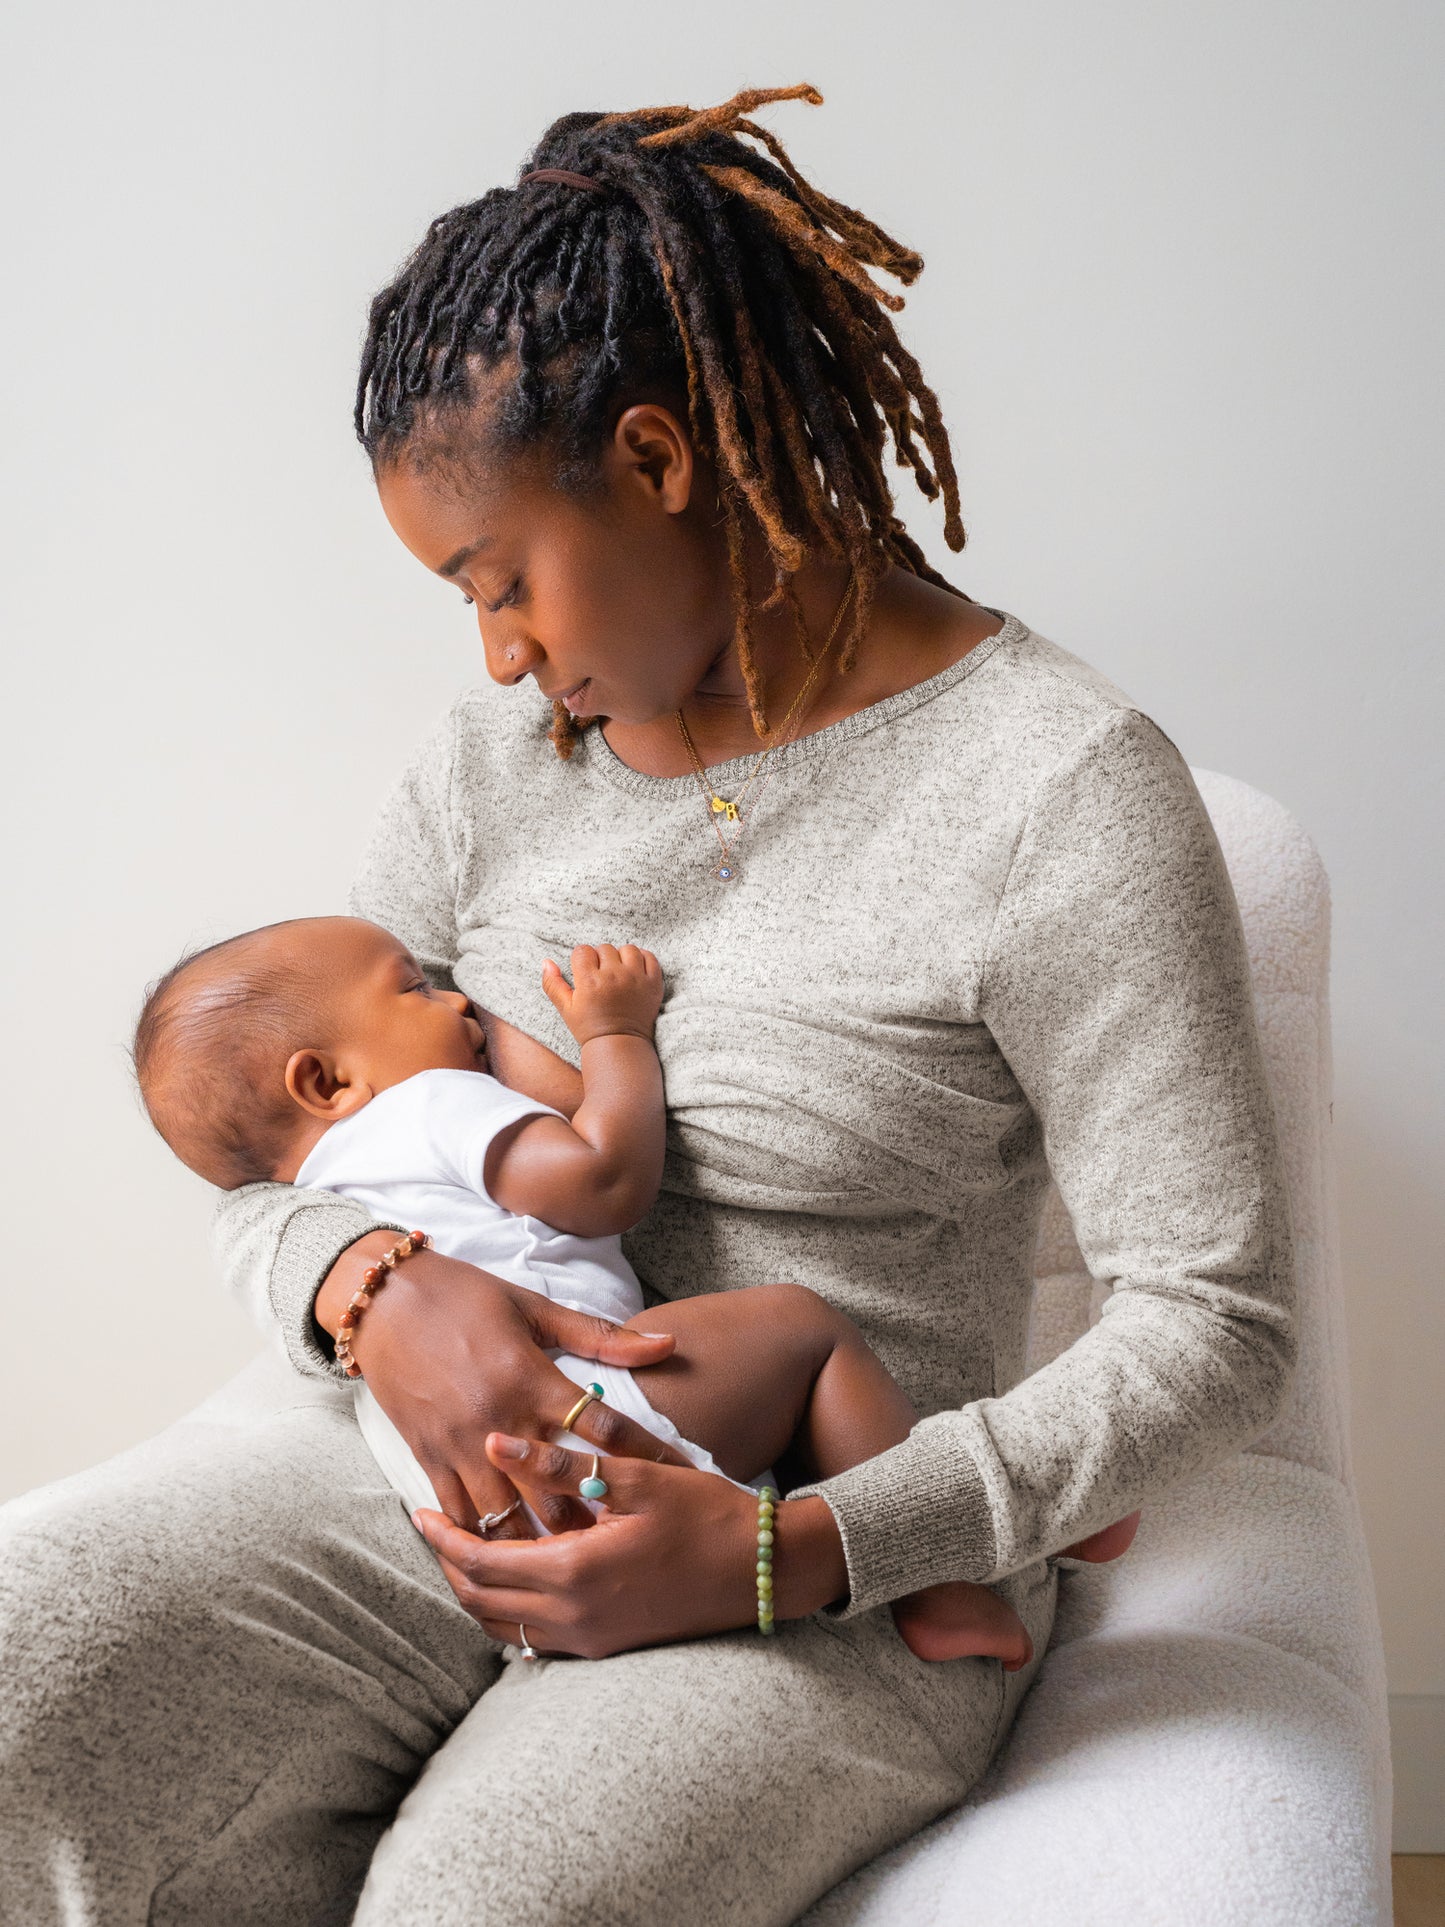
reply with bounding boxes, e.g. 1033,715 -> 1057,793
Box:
562,678 -> 593,715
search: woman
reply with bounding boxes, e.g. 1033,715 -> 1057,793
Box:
0,84 -> 1294,1926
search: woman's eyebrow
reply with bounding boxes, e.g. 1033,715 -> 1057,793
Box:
437,535 -> 492,579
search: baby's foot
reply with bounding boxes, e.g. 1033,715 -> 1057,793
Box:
892,1580 -> 1034,1670
1058,1509 -> 1142,1563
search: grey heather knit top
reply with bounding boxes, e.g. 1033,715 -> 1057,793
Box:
213,609 -> 1296,1614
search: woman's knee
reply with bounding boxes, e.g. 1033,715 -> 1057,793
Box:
0,1394 -> 438,1776
0,1455 -> 234,1769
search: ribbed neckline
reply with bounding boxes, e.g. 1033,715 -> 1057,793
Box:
581,606 -> 1022,801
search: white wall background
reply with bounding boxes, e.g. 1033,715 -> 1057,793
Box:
3,0 -> 1440,1829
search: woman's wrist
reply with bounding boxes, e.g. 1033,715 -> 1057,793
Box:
772,1495 -> 849,1620
314,1229 -> 405,1342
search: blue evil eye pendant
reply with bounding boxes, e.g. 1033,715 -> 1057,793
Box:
580,1454 -> 609,1502
715,861 -> 737,882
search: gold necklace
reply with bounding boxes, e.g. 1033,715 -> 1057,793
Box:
675,572 -> 856,882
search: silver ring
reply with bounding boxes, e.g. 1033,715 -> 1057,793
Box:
477,1497 -> 522,1536
517,1621 -> 539,1661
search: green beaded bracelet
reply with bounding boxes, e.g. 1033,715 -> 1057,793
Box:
756,1485 -> 778,1635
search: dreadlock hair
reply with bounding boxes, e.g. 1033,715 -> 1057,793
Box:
355,82 -> 970,761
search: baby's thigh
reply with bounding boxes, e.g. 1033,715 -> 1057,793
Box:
356,1605 -> 1012,1927
620,1281 -> 833,1478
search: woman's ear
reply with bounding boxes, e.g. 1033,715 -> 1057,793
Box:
611,401 -> 694,514
284,1049 -> 371,1122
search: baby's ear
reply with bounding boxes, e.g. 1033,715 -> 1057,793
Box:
284,1048 -> 363,1121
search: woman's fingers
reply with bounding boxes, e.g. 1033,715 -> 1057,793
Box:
455,1434 -> 595,1536
488,1432 -> 638,1517
416,1507 -> 553,1581
535,1298 -> 676,1370
421,1462 -> 486,1534
414,1507 -> 585,1620
421,1533 -> 547,1635
419,1453 -> 536,1539
415,1453 -> 761,1659
478,1618 -> 554,1651
561,1384 -> 693,1469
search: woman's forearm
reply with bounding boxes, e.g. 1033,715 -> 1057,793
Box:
211,1181 -> 409,1380
314,1228 -> 406,1345
774,1497 -> 850,1618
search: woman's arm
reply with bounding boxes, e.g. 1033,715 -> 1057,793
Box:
791,707 -> 1298,1614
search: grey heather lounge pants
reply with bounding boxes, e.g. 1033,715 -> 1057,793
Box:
0,1351 -> 1057,1926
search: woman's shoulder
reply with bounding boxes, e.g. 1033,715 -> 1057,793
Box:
962,611 -> 1150,736
905,610 -> 1189,809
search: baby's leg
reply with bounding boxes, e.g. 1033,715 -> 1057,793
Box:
621,1283 -> 1033,1668
619,1282 -> 883,1488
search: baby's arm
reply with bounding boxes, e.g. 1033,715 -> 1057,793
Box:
484,944 -> 665,1239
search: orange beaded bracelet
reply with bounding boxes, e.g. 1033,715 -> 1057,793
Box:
333,1230 -> 430,1378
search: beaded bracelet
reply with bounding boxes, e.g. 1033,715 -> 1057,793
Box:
756,1485 -> 778,1634
334,1230 -> 429,1378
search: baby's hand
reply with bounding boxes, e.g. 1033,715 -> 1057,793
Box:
542,944 -> 664,1047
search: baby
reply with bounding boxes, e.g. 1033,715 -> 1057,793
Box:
134,914 -> 1137,1668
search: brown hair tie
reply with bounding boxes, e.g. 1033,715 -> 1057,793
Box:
518,167 -> 605,194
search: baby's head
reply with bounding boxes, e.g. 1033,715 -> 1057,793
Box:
133,916 -> 486,1188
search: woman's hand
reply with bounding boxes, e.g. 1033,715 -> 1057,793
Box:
413,1435 -> 850,1656
316,1234 -> 692,1537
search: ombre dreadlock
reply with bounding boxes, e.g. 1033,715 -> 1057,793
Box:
355,83 -> 969,759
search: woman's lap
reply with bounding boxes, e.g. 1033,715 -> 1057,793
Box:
0,1353 -> 1056,1926
359,1580 -> 1057,1927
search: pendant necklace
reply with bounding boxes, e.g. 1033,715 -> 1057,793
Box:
675,571 -> 856,883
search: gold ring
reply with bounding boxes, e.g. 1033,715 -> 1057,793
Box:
560,1382 -> 604,1435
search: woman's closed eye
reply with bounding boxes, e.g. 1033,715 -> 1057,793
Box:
462,579 -> 523,614
483,574 -> 524,612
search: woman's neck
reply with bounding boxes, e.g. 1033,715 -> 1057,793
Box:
600,560 -> 1002,778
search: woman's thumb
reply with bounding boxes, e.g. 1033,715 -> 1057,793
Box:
543,1302 -> 676,1365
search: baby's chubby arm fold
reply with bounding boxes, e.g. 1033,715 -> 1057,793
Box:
484,944 -> 667,1238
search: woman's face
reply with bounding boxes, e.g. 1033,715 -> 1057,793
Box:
375,399 -> 735,727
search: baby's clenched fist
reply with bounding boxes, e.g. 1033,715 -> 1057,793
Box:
541,943 -> 665,1047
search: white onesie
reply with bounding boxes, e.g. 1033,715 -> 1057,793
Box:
293,1067 -> 747,1521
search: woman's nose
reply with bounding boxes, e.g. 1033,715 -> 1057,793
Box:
441,990 -> 470,1014
481,624 -> 544,687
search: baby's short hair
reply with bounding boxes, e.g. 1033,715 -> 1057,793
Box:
133,921 -> 325,1189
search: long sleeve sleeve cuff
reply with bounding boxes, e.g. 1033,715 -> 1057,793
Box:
788,1417 -> 999,1618
267,1193 -> 411,1381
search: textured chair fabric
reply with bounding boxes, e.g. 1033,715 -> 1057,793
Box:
800,770 -> 1393,1927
